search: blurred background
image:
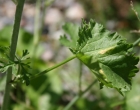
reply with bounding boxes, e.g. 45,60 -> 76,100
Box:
0,0 -> 140,110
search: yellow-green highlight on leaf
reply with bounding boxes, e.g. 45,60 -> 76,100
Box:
60,19 -> 139,95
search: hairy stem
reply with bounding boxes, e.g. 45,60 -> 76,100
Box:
31,55 -> 76,79
63,80 -> 97,110
1,1 -> 25,110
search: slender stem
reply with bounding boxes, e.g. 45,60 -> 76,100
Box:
78,61 -> 82,95
133,38 -> 140,46
130,1 -> 140,46
1,1 -> 25,110
33,0 -> 41,48
30,0 -> 42,61
40,0 -> 47,36
63,80 -> 97,110
32,0 -> 54,57
130,1 -> 140,22
31,55 -> 76,79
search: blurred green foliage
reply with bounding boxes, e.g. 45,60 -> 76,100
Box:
0,0 -> 140,110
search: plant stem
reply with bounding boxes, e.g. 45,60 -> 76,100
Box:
31,55 -> 76,79
31,0 -> 42,60
32,0 -> 54,56
1,0 -> 25,110
63,80 -> 97,110
78,61 -> 82,95
130,1 -> 140,22
33,0 -> 41,48
133,38 -> 140,46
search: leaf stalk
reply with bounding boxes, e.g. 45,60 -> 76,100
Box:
31,55 -> 76,79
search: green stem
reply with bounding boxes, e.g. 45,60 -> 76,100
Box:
31,0 -> 41,58
33,0 -> 41,47
63,80 -> 97,110
78,61 -> 82,95
133,38 -> 140,46
32,0 -> 54,57
31,55 -> 76,79
1,1 -> 25,110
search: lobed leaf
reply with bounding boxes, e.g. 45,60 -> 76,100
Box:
60,23 -> 79,52
60,19 -> 139,95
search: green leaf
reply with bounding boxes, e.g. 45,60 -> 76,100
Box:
0,25 -> 33,56
60,23 -> 79,52
60,19 -> 139,95
22,50 -> 29,57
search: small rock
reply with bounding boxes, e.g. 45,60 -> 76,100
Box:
23,4 -> 35,18
65,3 -> 85,21
4,1 -> 16,18
51,30 -> 64,40
45,8 -> 63,25
41,44 -> 54,61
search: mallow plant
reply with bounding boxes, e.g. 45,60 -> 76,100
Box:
0,0 -> 139,110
